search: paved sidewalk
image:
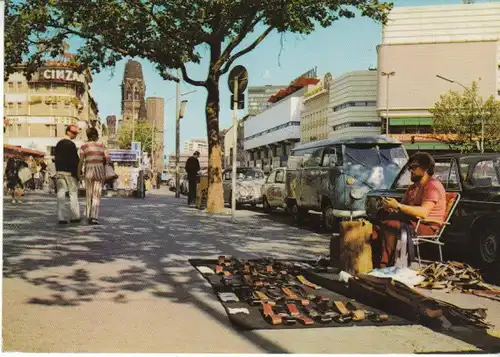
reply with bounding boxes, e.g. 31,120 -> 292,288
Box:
2,191 -> 493,353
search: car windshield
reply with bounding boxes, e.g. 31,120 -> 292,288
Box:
344,144 -> 407,168
236,168 -> 264,180
460,156 -> 500,187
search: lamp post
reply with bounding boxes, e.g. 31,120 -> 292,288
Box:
436,74 -> 483,153
381,71 -> 396,136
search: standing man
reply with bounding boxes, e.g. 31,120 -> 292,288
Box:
185,151 -> 201,206
54,124 -> 81,224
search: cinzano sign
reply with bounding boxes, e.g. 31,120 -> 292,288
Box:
41,69 -> 79,81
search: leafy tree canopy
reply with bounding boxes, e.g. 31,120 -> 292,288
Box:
431,81 -> 500,153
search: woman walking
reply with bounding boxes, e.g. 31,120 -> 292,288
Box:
78,127 -> 108,225
5,158 -> 23,204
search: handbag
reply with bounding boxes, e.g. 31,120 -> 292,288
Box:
105,164 -> 117,181
18,167 -> 32,183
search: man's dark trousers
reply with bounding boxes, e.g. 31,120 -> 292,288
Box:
187,174 -> 198,205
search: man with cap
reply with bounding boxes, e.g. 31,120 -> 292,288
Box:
54,124 -> 81,224
185,151 -> 201,206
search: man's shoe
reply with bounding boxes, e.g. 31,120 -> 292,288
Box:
70,219 -> 81,223
88,218 -> 100,225
58,220 -> 69,225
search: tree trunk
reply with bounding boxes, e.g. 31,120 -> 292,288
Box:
205,72 -> 224,213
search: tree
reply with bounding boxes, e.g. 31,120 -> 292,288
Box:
430,81 -> 500,153
5,0 -> 393,212
117,121 -> 155,154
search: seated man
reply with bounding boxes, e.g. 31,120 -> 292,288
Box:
373,152 -> 447,268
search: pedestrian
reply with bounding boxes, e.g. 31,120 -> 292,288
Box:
45,157 -> 57,194
5,157 -> 23,204
184,151 -> 201,206
77,127 -> 108,225
54,124 -> 81,225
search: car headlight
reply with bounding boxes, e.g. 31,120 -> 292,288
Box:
238,186 -> 248,196
350,187 -> 369,200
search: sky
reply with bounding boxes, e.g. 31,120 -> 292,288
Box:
85,0 -> 493,163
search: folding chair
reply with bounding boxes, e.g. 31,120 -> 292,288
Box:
413,192 -> 461,266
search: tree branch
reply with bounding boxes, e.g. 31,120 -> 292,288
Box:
220,26 -> 273,75
180,63 -> 206,87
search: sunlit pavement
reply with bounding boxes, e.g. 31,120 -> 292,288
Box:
2,189 -> 495,353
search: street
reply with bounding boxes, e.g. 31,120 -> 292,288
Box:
2,188 -> 497,353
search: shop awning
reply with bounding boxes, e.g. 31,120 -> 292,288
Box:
390,118 -> 433,126
403,142 -> 451,150
3,144 -> 46,157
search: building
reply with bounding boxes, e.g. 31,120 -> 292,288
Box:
106,114 -> 117,137
184,138 -> 208,154
329,70 -> 380,139
300,73 -> 333,143
223,115 -> 250,168
146,96 -> 165,171
377,2 -> 500,152
4,60 -> 99,154
121,60 -> 147,126
244,68 -> 320,171
248,85 -> 287,116
167,151 -> 209,174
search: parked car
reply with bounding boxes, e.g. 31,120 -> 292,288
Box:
286,136 -> 408,232
223,167 -> 265,208
365,153 -> 500,267
261,167 -> 288,212
168,174 -> 188,194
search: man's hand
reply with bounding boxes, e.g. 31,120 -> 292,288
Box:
381,197 -> 399,211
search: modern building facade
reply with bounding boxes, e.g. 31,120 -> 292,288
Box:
184,138 -> 208,154
300,73 -> 333,143
167,151 -> 208,174
377,2 -> 500,151
4,60 -> 99,154
146,96 -> 165,171
329,70 -> 380,139
244,71 -> 319,171
248,85 -> 287,116
121,60 -> 147,126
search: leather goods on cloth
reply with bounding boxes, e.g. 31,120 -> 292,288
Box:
340,220 -> 373,275
417,261 -> 494,292
189,257 -> 410,330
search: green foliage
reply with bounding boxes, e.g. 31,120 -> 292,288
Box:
430,81 -> 500,152
117,121 -> 154,153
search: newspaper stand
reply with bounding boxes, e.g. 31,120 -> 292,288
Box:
108,150 -> 142,198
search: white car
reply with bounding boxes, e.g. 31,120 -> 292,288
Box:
222,167 -> 265,208
261,167 -> 288,212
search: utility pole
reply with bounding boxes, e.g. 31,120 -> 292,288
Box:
175,69 -> 181,198
381,71 -> 395,136
131,81 -> 136,143
231,77 -> 239,222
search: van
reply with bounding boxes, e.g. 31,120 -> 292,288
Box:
286,136 -> 408,232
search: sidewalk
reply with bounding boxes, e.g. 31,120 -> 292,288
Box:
2,191 -> 491,353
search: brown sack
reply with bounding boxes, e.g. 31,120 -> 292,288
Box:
339,220 -> 373,275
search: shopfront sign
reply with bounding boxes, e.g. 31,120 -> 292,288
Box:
40,69 -> 80,82
109,150 -> 138,162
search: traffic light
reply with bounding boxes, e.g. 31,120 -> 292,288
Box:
230,93 -> 245,109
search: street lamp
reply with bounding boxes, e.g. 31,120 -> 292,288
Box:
381,71 -> 396,136
436,74 -> 483,153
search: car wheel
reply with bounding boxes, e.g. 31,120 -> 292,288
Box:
322,202 -> 339,233
475,228 -> 499,267
263,196 -> 273,213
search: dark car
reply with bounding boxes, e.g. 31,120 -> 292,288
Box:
365,154 -> 500,268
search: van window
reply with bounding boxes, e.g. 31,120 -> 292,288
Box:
266,170 -> 276,183
275,170 -> 285,183
322,146 -> 341,167
304,148 -> 322,167
344,144 -> 407,168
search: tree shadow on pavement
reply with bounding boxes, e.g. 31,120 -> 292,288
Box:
3,193 -> 330,353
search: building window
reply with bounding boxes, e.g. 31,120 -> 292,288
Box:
17,102 -> 22,113
8,82 -> 14,90
17,124 -> 22,135
51,102 -> 57,109
8,102 -> 13,111
64,101 -> 70,108
17,82 -> 22,90
27,124 -> 31,137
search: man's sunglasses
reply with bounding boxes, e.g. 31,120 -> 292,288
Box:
409,163 -> 420,171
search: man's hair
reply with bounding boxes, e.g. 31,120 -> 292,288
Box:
86,127 -> 99,141
410,152 -> 435,176
193,151 -> 200,156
